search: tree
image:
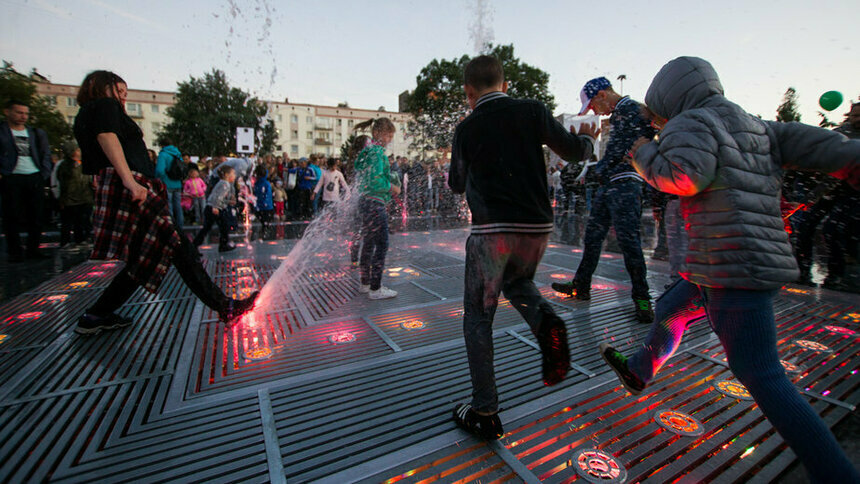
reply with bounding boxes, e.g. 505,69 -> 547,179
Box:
817,112 -> 837,128
405,44 -> 555,155
159,69 -> 277,155
775,87 -> 801,122
0,65 -> 73,152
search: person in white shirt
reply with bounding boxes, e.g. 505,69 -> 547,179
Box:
312,157 -> 349,210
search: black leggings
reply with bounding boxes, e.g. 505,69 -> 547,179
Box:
89,236 -> 227,316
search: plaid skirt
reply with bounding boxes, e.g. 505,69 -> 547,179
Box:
91,168 -> 181,293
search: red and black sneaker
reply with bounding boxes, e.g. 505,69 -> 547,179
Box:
453,403 -> 504,440
551,280 -> 590,300
537,312 -> 570,386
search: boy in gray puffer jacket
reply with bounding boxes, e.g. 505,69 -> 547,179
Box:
600,56 -> 859,483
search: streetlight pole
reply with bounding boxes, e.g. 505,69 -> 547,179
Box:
617,74 -> 627,96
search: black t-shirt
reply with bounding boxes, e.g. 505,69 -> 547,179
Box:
73,98 -> 154,178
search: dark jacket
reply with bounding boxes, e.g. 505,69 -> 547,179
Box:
0,122 -> 52,179
56,158 -> 94,206
632,56 -> 859,289
449,93 -> 594,234
594,97 -> 655,184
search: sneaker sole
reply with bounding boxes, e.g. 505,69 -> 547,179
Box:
368,293 -> 397,300
74,321 -> 132,336
599,343 -> 643,396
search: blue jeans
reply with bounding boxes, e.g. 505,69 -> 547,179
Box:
628,279 -> 858,483
167,189 -> 184,228
463,232 -> 558,413
359,198 -> 389,290
575,180 -> 649,299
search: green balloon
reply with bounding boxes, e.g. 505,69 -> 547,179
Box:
819,91 -> 843,111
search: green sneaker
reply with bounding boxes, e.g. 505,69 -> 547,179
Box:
599,343 -> 645,395
634,299 -> 654,324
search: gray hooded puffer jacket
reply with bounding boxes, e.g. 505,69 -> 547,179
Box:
633,56 -> 860,289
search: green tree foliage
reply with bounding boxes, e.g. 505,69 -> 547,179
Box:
405,44 -> 556,153
775,87 -> 801,122
0,67 -> 73,152
159,69 -> 277,156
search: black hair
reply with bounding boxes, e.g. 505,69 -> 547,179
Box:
217,164 -> 235,179
464,55 -> 504,90
5,99 -> 29,109
77,70 -> 126,105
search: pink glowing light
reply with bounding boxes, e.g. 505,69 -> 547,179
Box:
550,273 -> 569,279
329,332 -> 356,344
100,263 -> 117,269
409,245 -> 421,249
44,294 -> 68,302
86,271 -> 105,277
571,249 -> 582,253
823,325 -> 855,336
16,312 -> 43,320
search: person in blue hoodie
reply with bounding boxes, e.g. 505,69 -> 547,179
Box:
253,164 -> 274,239
154,138 -> 184,228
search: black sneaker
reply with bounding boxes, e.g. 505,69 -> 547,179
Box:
452,403 -> 504,440
551,280 -> 590,300
536,310 -> 570,386
219,291 -> 260,325
599,343 -> 645,395
75,312 -> 134,335
634,299 -> 654,324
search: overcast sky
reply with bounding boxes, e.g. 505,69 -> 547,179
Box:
2,0 -> 858,124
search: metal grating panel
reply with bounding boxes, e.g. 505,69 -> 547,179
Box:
191,316 -> 393,397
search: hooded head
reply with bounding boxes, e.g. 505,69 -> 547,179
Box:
645,56 -> 724,120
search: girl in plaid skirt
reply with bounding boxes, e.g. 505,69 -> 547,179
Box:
71,70 -> 258,335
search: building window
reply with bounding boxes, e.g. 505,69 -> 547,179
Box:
337,119 -> 342,127
291,130 -> 298,139
127,103 -> 141,114
291,114 -> 298,123
276,145 -> 283,151
45,95 -> 57,106
66,97 -> 77,107
306,116 -> 313,124
276,114 -> 282,121
67,115 -> 75,124
291,145 -> 298,154
306,131 -> 313,139
347,119 -> 354,128
151,104 -> 159,113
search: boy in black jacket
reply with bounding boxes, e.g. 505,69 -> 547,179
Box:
449,55 -> 598,440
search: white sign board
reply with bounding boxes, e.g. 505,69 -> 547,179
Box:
236,127 -> 255,154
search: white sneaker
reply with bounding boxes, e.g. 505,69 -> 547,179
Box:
359,284 -> 371,293
368,286 -> 397,300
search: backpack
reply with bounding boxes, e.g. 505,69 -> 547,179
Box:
166,154 -> 189,181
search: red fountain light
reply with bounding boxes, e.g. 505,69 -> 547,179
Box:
329,332 -> 356,344
68,281 -> 89,289
550,273 -> 568,279
714,379 -> 754,400
401,320 -> 425,330
16,312 -> 43,320
780,360 -> 802,374
86,271 -> 105,277
795,339 -> 832,353
0,334 -> 8,344
573,448 -> 626,483
823,325 -> 855,336
654,409 -> 704,436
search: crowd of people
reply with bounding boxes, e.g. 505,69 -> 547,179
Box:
1,56 -> 858,482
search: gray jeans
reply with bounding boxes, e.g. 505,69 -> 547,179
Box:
665,198 -> 688,283
463,232 -> 558,413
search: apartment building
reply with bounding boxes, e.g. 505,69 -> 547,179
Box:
34,80 -> 413,158
35,82 -> 176,150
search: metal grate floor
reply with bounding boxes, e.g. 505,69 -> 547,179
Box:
0,229 -> 856,483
